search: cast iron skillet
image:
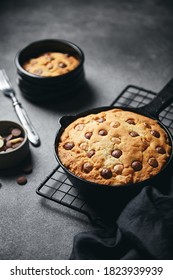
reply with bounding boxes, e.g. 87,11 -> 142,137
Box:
54,79 -> 173,195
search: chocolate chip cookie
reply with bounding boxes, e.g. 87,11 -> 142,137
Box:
23,52 -> 79,77
57,109 -> 171,186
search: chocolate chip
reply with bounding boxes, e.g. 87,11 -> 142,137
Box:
6,148 -> 13,152
110,121 -> 120,128
114,164 -> 124,174
0,138 -> 4,148
0,143 -> 6,152
44,53 -> 54,61
151,130 -> 160,138
63,142 -> 74,150
47,63 -> 53,69
142,141 -> 149,151
85,132 -> 92,139
12,142 -> 21,149
80,142 -> 88,150
144,122 -> 151,129
98,129 -> 108,136
131,161 -> 142,171
129,131 -> 139,137
58,62 -> 67,68
100,168 -> 112,179
34,69 -> 43,75
83,162 -> 93,173
148,158 -> 158,168
10,137 -> 24,145
31,60 -> 37,66
96,117 -> 106,123
156,146 -> 166,154
11,128 -> 22,137
6,134 -> 13,141
6,141 -> 12,148
17,176 -> 27,185
111,149 -> 122,158
87,149 -> 95,158
126,119 -> 135,125
111,137 -> 121,144
75,124 -> 84,131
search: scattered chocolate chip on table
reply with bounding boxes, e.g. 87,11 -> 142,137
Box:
16,176 -> 27,185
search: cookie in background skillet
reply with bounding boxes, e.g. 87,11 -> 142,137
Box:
23,52 -> 80,77
15,39 -> 85,102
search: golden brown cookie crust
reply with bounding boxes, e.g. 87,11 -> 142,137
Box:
23,52 -> 79,77
57,109 -> 171,186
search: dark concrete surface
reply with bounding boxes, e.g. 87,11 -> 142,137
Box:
0,0 -> 173,259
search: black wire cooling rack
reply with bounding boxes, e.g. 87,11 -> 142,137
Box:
36,85 -> 173,224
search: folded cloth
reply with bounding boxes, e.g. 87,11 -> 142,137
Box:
70,186 -> 173,259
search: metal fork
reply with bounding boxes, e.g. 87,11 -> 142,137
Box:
0,69 -> 40,146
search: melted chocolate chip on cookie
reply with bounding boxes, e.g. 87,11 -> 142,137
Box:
83,163 -> 93,173
156,146 -> 166,154
148,158 -> 158,168
151,130 -> 160,138
126,119 -> 135,125
100,168 -> 112,179
85,132 -> 92,139
58,62 -> 67,68
129,131 -> 139,137
114,164 -> 124,174
87,150 -> 95,158
111,149 -> 122,158
63,142 -> 74,150
98,129 -> 108,136
96,117 -> 106,123
131,161 -> 142,171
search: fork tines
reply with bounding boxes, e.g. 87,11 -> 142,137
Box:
0,69 -> 12,90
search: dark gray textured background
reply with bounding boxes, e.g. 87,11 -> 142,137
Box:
0,0 -> 173,259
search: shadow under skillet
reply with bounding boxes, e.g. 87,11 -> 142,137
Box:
20,80 -> 98,115
75,171 -> 173,227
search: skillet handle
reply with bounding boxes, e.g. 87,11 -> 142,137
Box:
140,79 -> 173,118
59,115 -> 76,128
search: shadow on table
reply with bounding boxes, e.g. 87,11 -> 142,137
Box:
39,195 -> 91,226
21,80 -> 99,114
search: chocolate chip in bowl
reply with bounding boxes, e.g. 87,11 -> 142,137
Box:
0,120 -> 29,169
15,39 -> 85,102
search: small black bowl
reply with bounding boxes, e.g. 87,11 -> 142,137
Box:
0,120 -> 30,169
15,39 -> 85,102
